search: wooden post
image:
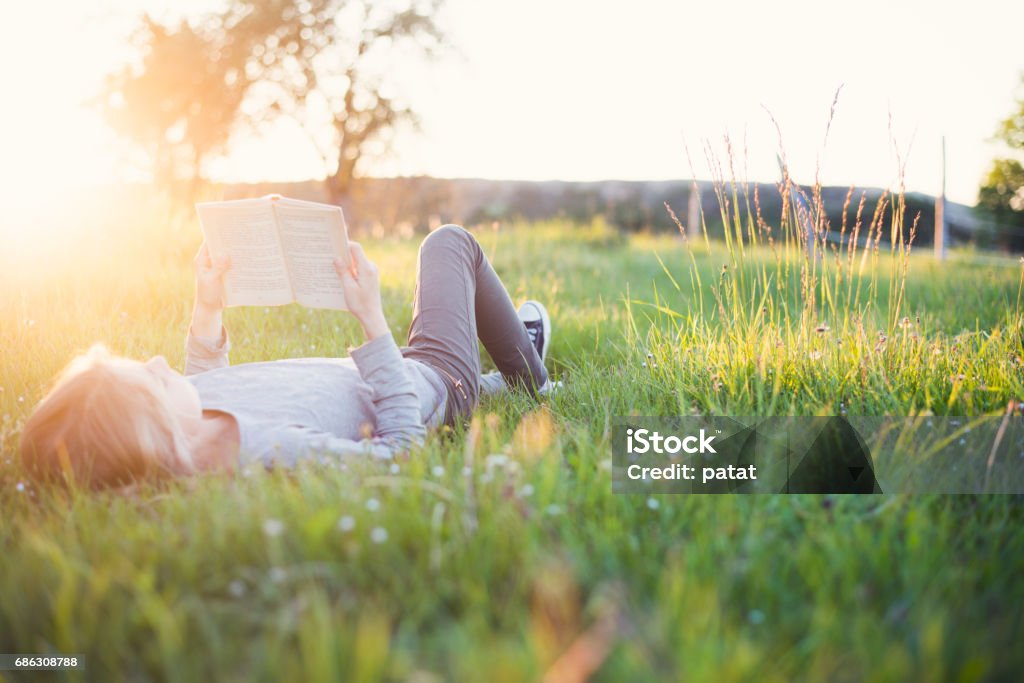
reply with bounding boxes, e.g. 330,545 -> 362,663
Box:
935,135 -> 947,260
687,181 -> 701,241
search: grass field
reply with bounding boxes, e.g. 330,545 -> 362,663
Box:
2,194 -> 1024,681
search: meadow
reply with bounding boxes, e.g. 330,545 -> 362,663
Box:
1,190 -> 1023,682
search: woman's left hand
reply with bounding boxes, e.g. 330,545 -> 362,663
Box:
193,242 -> 231,313
335,242 -> 389,340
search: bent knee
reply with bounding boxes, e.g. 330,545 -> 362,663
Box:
421,224 -> 476,252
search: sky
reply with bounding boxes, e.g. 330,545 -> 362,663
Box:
0,0 -> 1022,209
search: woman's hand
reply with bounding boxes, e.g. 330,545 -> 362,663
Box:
194,242 -> 231,312
335,242 -> 389,340
191,242 -> 230,338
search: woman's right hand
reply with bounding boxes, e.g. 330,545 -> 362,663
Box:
191,242 -> 231,338
193,242 -> 231,314
335,242 -> 389,340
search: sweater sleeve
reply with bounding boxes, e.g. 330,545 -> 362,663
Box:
184,326 -> 231,376
255,334 -> 426,466
349,333 -> 426,452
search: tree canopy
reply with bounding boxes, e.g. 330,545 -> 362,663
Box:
100,0 -> 445,204
100,17 -> 247,193
978,74 -> 1024,251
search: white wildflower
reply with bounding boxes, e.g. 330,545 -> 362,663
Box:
262,518 -> 285,537
485,454 -> 509,468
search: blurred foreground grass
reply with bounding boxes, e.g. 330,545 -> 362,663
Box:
1,199 -> 1023,681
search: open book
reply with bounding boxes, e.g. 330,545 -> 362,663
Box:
196,195 -> 351,310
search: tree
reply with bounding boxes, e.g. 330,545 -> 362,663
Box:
100,0 -> 445,208
224,0 -> 445,209
99,17 -> 248,196
978,74 -> 1024,251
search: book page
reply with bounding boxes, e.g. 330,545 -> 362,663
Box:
195,200 -> 294,307
273,203 -> 351,310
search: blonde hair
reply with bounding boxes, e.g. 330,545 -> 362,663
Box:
19,345 -> 194,490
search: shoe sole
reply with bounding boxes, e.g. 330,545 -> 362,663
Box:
520,300 -> 551,363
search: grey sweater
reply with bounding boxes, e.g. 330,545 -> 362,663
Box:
184,329 -> 448,467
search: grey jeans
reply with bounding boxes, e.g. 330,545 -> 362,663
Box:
400,225 -> 548,426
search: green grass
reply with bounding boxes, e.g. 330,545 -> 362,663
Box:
1,201 -> 1023,681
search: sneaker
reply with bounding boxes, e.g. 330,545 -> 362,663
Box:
538,378 -> 563,396
518,300 -> 551,363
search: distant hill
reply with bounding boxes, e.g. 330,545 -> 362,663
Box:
221,177 -> 979,246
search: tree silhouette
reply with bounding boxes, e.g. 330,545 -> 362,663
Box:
99,17 -> 248,197
100,1 -> 445,206
225,0 -> 445,210
978,74 -> 1024,251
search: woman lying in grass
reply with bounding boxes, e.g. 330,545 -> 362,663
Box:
19,225 -> 553,490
